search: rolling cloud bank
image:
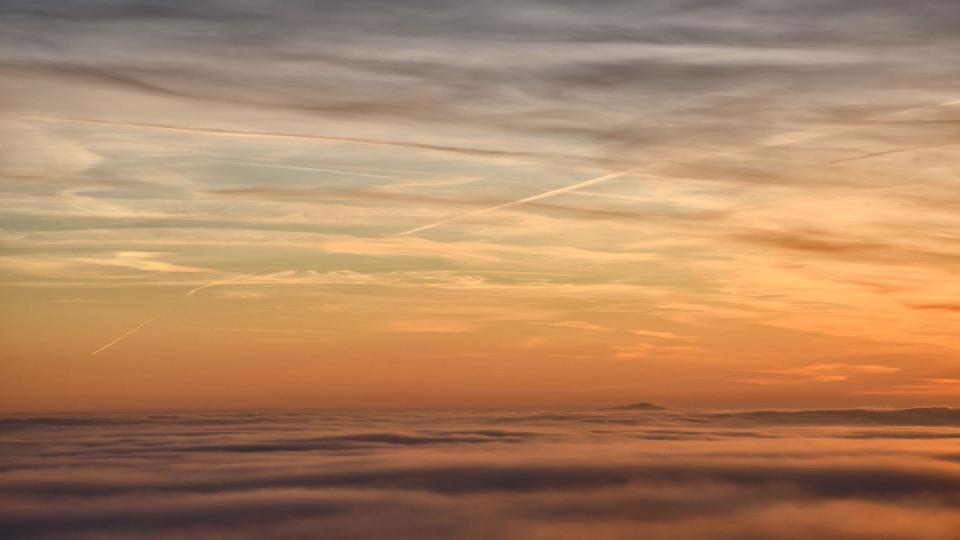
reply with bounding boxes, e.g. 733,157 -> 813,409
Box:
3,406 -> 960,539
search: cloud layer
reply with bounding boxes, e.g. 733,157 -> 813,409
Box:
3,407 -> 960,539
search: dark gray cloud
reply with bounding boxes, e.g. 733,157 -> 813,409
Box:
3,0 -> 958,162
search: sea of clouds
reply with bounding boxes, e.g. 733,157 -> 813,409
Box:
2,405 -> 960,539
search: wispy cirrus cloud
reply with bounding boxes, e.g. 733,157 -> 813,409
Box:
742,363 -> 901,385
1,0 -> 959,410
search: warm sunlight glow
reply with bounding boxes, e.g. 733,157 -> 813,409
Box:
1,2 -> 958,538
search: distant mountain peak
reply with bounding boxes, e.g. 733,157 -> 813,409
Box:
607,402 -> 667,411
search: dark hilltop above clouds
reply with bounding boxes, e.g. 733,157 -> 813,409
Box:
604,402 -> 668,411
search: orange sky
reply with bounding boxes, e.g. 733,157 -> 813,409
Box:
1,0 -> 959,412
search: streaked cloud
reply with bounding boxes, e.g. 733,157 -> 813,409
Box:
1,0 -> 959,412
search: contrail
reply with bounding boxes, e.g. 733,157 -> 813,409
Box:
185,267 -> 272,297
90,313 -> 166,356
90,269 -> 271,355
819,141 -> 956,165
200,159 -> 398,179
186,283 -> 219,297
397,167 -> 644,236
84,96 -> 959,353
397,97 -> 960,236
22,115 -> 588,163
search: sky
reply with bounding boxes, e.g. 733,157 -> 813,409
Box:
1,0 -> 959,412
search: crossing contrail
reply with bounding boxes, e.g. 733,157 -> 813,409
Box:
201,159 -> 398,179
397,97 -> 960,236
397,167 -> 645,236
23,115 -> 588,163
84,96 -> 959,353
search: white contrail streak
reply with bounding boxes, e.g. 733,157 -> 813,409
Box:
397,97 -> 960,236
186,267 -> 272,297
83,97 -> 959,353
90,269 -> 271,355
396,167 -> 644,236
90,314 -> 164,356
185,279 -> 240,297
201,159 -> 397,179
21,115 -> 584,163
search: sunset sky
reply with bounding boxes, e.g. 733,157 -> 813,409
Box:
1,0 -> 959,412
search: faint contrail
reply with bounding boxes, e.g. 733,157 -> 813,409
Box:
200,159 -> 398,179
84,96 -> 959,353
23,115 -> 587,163
820,141 -> 955,165
185,278 -> 241,297
396,167 -> 644,236
185,267 -> 273,297
397,97 -> 960,236
90,269 -> 270,355
90,313 -> 166,356
185,283 -> 219,297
